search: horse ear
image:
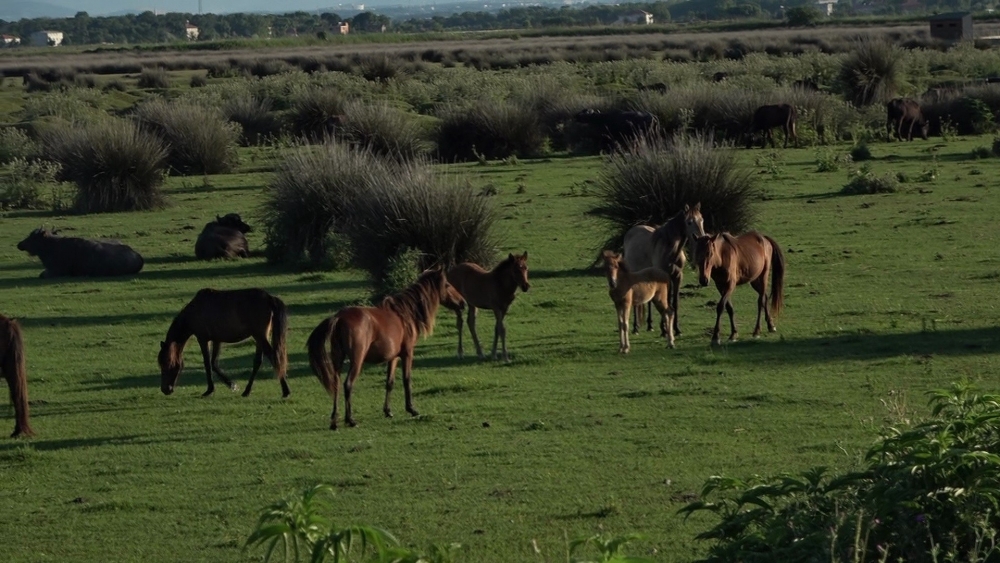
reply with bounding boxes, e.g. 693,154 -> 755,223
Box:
521,251 -> 528,260
508,253 -> 514,260
693,202 -> 701,211
683,204 -> 690,212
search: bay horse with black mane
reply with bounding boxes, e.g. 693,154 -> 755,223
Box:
307,268 -> 465,430
159,288 -> 289,398
1,315 -> 33,438
623,203 -> 705,336
447,252 -> 530,362
694,232 -> 786,346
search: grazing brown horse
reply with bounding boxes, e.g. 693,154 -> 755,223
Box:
159,288 -> 289,398
307,268 -> 465,430
447,252 -> 530,362
0,315 -> 33,438
623,203 -> 705,335
602,251 -> 677,353
694,232 -> 786,346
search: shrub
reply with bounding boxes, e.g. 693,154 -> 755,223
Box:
815,149 -> 850,172
259,142 -> 377,267
838,37 -> 901,107
785,6 -> 821,26
682,382 -> 1000,563
971,145 -> 992,159
590,134 -> 759,253
0,157 -> 60,210
102,80 -> 127,92
849,142 -> 872,161
993,136 -> 1000,157
337,101 -> 431,161
134,99 -> 239,175
42,119 -> 167,213
344,158 -> 502,284
358,54 -> 401,83
437,100 -> 546,162
841,164 -> 899,194
288,88 -> 346,141
953,97 -> 995,135
189,74 -> 207,88
137,67 -> 170,89
222,93 -> 282,146
0,127 -> 37,165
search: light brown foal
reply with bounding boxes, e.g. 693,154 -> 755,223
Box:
694,232 -> 786,346
602,250 -> 677,353
447,252 -> 530,362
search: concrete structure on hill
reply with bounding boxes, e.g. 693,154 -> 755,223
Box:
1,34 -> 19,47
616,10 -> 653,24
336,21 -> 350,34
929,12 -> 973,41
816,0 -> 838,15
185,21 -> 199,40
29,30 -> 63,47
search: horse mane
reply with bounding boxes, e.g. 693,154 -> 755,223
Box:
379,269 -> 444,338
492,253 -> 517,274
650,210 -> 685,249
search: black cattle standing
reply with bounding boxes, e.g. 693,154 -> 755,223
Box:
16,228 -> 144,278
195,213 -> 252,260
886,98 -> 929,142
746,104 -> 798,149
575,109 -> 658,151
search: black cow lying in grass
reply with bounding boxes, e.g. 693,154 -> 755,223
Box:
17,228 -> 144,278
745,104 -> 798,149
575,109 -> 658,151
195,214 -> 252,260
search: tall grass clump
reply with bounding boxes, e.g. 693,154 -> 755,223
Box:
337,101 -> 431,161
42,119 -> 167,213
838,37 -> 901,107
345,159 -> 502,285
259,142 -> 379,267
137,67 -> 170,89
437,100 -> 546,162
134,99 -> 239,175
288,88 -> 346,141
683,382 -> 1000,563
222,93 -> 282,146
590,134 -> 759,252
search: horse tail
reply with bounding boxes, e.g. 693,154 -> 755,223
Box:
3,319 -> 33,438
269,295 -> 289,379
765,236 -> 785,318
307,316 -> 338,394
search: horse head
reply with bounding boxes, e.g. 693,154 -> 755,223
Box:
508,251 -> 530,292
601,250 -> 622,290
683,203 -> 706,240
694,235 -> 720,287
158,340 -> 183,395
437,268 -> 465,313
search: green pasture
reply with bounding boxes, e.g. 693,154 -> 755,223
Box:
1,137 -> 1000,562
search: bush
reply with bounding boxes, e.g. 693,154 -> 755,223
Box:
849,142 -> 872,161
838,37 -> 901,107
337,101 -> 431,161
682,382 -> 1000,563
358,54 -> 401,83
590,134 -> 759,253
134,99 -> 239,175
841,164 -> 899,194
344,158 -> 502,284
260,142 -> 377,267
971,145 -> 992,159
815,149 -> 851,172
288,88 -> 346,141
222,93 -> 282,146
0,127 -> 37,165
0,157 -> 60,210
137,67 -> 170,89
785,6 -> 821,26
42,119 -> 167,213
102,80 -> 127,92
993,136 -> 1000,157
189,74 -> 207,88
437,100 -> 546,162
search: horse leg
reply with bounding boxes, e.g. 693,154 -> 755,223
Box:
631,304 -> 640,334
619,295 -> 632,353
329,350 -> 345,430
646,302 -> 653,332
402,351 -> 419,417
383,358 -> 399,418
455,310 -> 464,359
209,342 -> 238,392
242,345 -> 264,398
343,344 -> 368,428
198,339 -> 215,397
467,306 -> 485,360
495,310 -> 510,363
726,297 -> 738,342
670,269 -> 682,336
652,297 -> 675,349
751,277 -> 767,337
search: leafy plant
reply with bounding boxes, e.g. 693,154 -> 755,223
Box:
842,164 -> 899,195
815,149 -> 851,172
971,145 -> 992,159
0,127 -> 37,165
569,534 -> 653,563
849,141 -> 872,162
0,157 -> 60,210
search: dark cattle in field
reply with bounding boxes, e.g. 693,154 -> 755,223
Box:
638,82 -> 668,94
713,72 -> 729,82
745,104 -> 797,149
886,98 -> 928,141
575,109 -> 658,150
195,213 -> 252,260
16,228 -> 144,278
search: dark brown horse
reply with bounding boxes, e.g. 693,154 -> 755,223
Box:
307,268 -> 465,430
159,288 -> 289,398
694,232 -> 786,346
0,315 -> 33,438
624,203 -> 705,335
447,252 -> 530,362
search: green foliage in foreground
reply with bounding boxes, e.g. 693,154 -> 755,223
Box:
682,382 -> 1000,563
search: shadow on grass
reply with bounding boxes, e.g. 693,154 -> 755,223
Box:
531,267 -> 600,280
18,311 -> 172,328
711,325 -> 1000,364
0,434 -> 188,453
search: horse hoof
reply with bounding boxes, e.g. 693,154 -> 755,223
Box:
241,389 -> 252,397
384,410 -> 393,419
711,339 -> 721,347
407,408 -> 420,417
201,390 -> 214,397
346,419 -> 357,427
330,422 -> 338,430
768,326 -> 777,333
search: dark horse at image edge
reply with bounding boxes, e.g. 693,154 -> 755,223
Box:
307,268 -> 465,430
1,315 -> 33,438
159,288 -> 290,398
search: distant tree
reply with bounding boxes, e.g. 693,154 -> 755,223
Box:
786,5 -> 822,25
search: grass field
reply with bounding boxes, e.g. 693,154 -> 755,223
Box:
1,134 -> 1000,562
